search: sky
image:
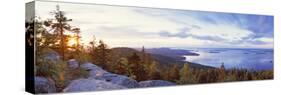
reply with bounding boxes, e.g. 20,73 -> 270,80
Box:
34,1 -> 274,49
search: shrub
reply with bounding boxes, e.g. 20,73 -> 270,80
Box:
72,50 -> 93,64
35,48 -> 67,90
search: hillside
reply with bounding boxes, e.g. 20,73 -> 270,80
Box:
110,47 -> 214,69
110,47 -> 154,63
138,48 -> 199,61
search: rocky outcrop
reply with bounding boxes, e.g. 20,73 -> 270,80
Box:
80,63 -> 109,78
36,49 -> 177,93
138,80 -> 176,87
94,73 -> 139,88
35,76 -> 56,93
41,48 -> 61,63
80,63 -> 139,88
63,78 -> 126,92
64,62 -> 176,92
67,59 -> 79,70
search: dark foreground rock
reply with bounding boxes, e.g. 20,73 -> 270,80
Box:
63,78 -> 126,92
35,76 -> 56,93
138,80 -> 176,87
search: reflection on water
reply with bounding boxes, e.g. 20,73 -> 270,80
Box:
184,48 -> 273,70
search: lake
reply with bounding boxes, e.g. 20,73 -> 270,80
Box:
183,48 -> 273,70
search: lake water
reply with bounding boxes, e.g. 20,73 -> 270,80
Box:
183,48 -> 273,70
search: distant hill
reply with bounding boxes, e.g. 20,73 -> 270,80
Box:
140,48 -> 199,61
110,47 -> 214,69
110,47 -> 138,59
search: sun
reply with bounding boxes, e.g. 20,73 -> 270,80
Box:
67,37 -> 77,46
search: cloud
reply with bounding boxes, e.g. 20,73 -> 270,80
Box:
247,37 -> 274,45
35,1 -> 273,49
158,27 -> 190,38
134,8 -> 271,46
158,24 -> 255,45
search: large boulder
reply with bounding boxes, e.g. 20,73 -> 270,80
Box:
80,63 -> 104,71
67,59 -> 79,70
138,80 -> 176,87
80,63 -> 139,88
94,73 -> 139,88
80,63 -> 109,78
41,48 -> 61,63
63,78 -> 126,92
35,76 -> 56,93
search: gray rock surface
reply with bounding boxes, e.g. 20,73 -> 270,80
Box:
35,76 -> 56,93
94,73 -> 139,88
138,80 -> 176,87
42,49 -> 60,63
80,63 -> 103,71
80,63 -> 109,78
67,59 -> 79,69
80,63 -> 139,88
63,78 -> 126,92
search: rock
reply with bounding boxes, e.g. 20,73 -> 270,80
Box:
138,80 -> 176,87
88,70 -> 109,78
67,59 -> 79,69
80,63 -> 139,88
94,73 -> 139,88
80,63 -> 109,78
42,48 -> 60,63
63,78 -> 126,92
79,63 -> 138,88
80,62 -> 102,71
35,76 -> 56,93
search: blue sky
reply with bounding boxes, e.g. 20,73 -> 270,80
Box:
36,1 -> 274,49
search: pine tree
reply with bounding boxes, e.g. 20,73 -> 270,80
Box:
34,17 -> 58,50
115,57 -> 128,74
115,57 -> 135,78
167,64 -> 180,82
72,27 -> 81,51
43,5 -> 76,60
128,53 -> 146,80
141,46 -> 147,64
89,36 -> 97,61
95,40 -> 111,69
148,61 -> 161,80
179,63 -> 190,83
218,62 -> 226,81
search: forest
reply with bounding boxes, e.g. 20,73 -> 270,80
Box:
26,6 -> 273,92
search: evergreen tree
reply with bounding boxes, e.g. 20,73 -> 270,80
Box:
43,5 -> 74,60
141,46 -> 147,64
115,57 -> 134,78
34,18 -> 58,50
128,53 -> 146,80
71,27 -> 81,51
94,40 -> 111,69
167,64 -> 180,82
89,36 -> 97,61
218,62 -> 226,81
148,61 -> 161,80
179,63 -> 190,83
115,57 -> 128,74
